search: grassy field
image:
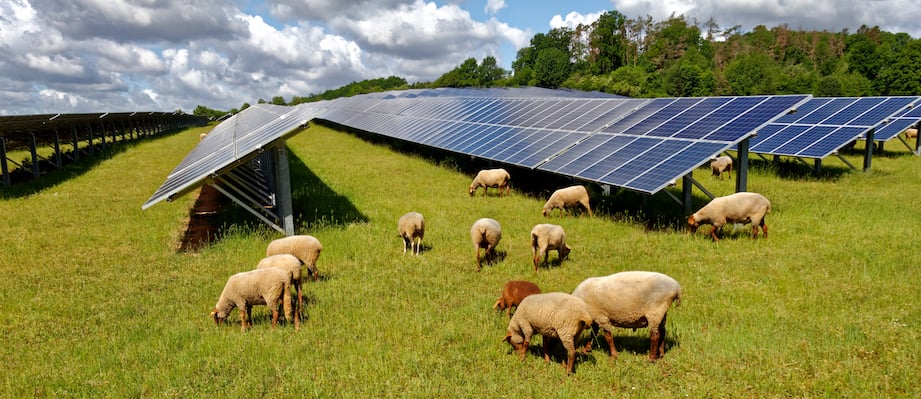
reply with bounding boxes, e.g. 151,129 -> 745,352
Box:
1,122 -> 919,398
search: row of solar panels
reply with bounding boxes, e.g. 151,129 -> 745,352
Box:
144,88 -> 921,210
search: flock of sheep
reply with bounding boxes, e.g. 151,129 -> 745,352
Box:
210,158 -> 774,374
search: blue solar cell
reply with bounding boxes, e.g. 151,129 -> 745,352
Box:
627,141 -> 726,193
873,119 -> 919,141
429,122 -> 479,148
749,125 -> 810,153
524,101 -> 581,128
796,98 -> 857,125
481,100 -> 530,125
797,127 -> 866,158
457,126 -> 512,154
510,132 -> 586,168
577,137 -> 659,180
619,98 -> 701,136
647,97 -> 731,138
509,101 -> 560,126
773,126 -> 838,155
477,128 -> 537,159
600,139 -> 687,186
772,97 -> 831,124
849,97 -> 916,127
600,98 -> 673,134
823,97 -> 884,126
704,95 -> 805,142
540,134 -> 622,175
569,100 -> 636,132
492,129 -> 553,163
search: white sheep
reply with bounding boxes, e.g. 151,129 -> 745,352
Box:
572,271 -> 681,362
530,223 -> 571,271
493,280 -> 542,319
397,212 -> 425,255
542,185 -> 592,217
503,292 -> 593,375
906,128 -> 918,139
266,235 -> 323,281
710,155 -> 733,179
256,254 -> 304,330
688,192 -> 771,241
470,218 -> 502,271
468,168 -> 511,197
210,267 -> 293,332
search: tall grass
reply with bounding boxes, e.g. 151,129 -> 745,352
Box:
1,123 -> 919,398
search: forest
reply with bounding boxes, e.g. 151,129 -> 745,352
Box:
195,11 -> 921,117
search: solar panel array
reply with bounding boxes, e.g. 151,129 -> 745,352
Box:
870,100 -> 921,141
142,103 -> 324,209
321,93 -> 809,193
145,88 -> 809,211
747,96 -> 921,158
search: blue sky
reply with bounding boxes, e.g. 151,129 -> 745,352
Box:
1,0 -> 919,115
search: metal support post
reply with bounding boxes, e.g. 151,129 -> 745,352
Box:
274,143 -> 295,235
735,138 -> 750,192
863,129 -> 875,171
0,137 -> 9,187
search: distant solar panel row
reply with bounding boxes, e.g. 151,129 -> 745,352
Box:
321,93 -> 809,193
747,96 -> 921,158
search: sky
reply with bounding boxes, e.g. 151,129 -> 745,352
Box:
1,0 -> 919,116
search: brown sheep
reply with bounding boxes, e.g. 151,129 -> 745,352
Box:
688,192 -> 771,241
493,280 -> 542,319
905,128 -> 918,139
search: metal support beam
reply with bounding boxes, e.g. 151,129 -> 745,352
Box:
834,153 -> 857,170
682,174 -> 693,214
209,182 -> 286,235
814,158 -> 822,175
274,143 -> 295,236
0,137 -> 9,188
53,128 -> 63,168
914,123 -> 920,155
735,138 -> 750,192
29,132 -> 39,179
863,129 -> 875,171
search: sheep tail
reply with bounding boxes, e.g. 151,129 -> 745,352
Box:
673,290 -> 682,307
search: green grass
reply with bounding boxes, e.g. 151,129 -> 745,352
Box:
1,123 -> 920,398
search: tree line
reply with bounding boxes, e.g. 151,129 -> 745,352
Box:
195,11 -> 921,118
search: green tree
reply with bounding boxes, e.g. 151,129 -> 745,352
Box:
477,56 -> 507,85
876,39 -> 921,95
588,11 -> 628,75
534,47 -> 572,88
722,53 -> 780,95
271,96 -> 286,105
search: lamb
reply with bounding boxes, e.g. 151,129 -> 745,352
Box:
493,280 -> 542,319
710,155 -> 733,179
470,218 -> 501,271
503,292 -> 593,375
530,223 -> 571,271
397,212 -> 425,255
688,192 -> 771,241
468,168 -> 511,197
256,254 -> 303,330
210,267 -> 293,332
266,235 -> 323,281
572,271 -> 681,362
542,185 -> 592,217
906,128 -> 918,139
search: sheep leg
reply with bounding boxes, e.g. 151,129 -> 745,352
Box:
562,337 -> 577,375
761,221 -> 768,239
709,225 -> 721,241
542,338 -> 552,364
270,307 -> 279,330
519,339 -> 529,360
648,326 -> 661,362
475,247 -> 482,271
604,330 -> 618,358
239,308 -> 248,332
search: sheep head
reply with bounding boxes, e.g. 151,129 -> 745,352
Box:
468,185 -> 477,196
560,244 -> 572,260
687,215 -> 700,233
210,309 -> 226,325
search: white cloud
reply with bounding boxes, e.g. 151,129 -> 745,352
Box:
550,11 -> 605,30
485,0 -> 506,15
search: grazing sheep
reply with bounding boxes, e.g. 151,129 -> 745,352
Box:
503,292 -> 593,375
688,192 -> 771,241
266,235 -> 323,281
256,254 -> 303,330
397,212 -> 425,255
470,218 -> 502,271
542,185 -> 592,217
468,168 -> 511,197
493,280 -> 542,319
210,267 -> 293,332
906,128 -> 918,139
530,224 -> 571,271
710,155 -> 733,179
572,271 -> 681,362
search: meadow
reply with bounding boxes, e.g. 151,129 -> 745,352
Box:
1,122 -> 919,398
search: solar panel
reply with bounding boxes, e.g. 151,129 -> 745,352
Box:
748,96 -> 921,158
867,101 -> 921,141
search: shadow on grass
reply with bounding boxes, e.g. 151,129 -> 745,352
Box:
180,146 -> 369,250
0,132 -> 182,199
